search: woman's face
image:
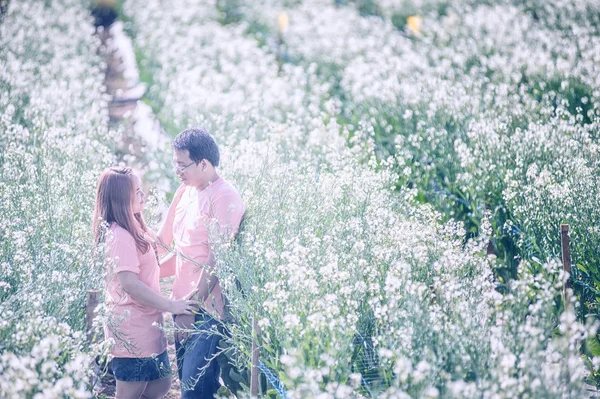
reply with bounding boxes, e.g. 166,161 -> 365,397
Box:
131,175 -> 145,214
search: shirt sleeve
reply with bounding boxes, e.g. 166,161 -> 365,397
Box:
210,191 -> 246,239
108,228 -> 141,274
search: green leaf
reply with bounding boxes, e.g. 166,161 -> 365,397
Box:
577,263 -> 590,275
586,335 -> 600,357
262,342 -> 276,355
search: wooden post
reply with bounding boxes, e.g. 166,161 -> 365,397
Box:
486,239 -> 496,256
560,224 -> 572,292
86,290 -> 100,343
86,290 -> 101,392
250,318 -> 261,397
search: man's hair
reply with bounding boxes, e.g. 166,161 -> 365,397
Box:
172,128 -> 220,167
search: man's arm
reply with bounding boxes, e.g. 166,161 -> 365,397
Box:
175,191 -> 245,341
159,252 -> 177,278
173,253 -> 217,343
192,192 -> 245,303
156,184 -> 186,252
193,252 -> 218,303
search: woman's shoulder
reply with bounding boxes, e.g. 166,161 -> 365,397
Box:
109,223 -> 137,248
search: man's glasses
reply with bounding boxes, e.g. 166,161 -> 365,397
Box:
172,161 -> 196,173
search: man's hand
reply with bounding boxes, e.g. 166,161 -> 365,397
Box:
174,313 -> 196,344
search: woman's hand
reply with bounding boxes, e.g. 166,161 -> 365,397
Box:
169,298 -> 196,315
173,289 -> 201,343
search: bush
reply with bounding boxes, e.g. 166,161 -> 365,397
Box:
123,0 -> 598,395
0,0 -> 116,395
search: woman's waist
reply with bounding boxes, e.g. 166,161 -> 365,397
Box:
107,331 -> 168,358
106,300 -> 165,319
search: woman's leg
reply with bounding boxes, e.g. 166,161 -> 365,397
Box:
115,380 -> 147,399
141,377 -> 172,398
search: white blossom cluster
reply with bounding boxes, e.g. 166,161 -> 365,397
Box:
239,0 -> 600,330
1,0 -> 596,395
296,0 -> 600,274
214,145 -> 590,398
0,0 -> 116,396
241,0 -> 600,279
0,310 -> 93,399
123,0 -> 597,397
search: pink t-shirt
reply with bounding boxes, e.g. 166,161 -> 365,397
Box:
171,178 -> 245,318
104,224 -> 167,358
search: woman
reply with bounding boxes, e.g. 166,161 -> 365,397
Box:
93,166 -> 196,399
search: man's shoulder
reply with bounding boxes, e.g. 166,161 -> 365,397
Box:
213,179 -> 244,203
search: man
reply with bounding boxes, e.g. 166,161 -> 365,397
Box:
157,128 -> 245,398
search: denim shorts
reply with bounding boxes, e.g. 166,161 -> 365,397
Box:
111,350 -> 171,382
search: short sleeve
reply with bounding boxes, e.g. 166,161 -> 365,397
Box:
109,227 -> 141,274
210,191 -> 245,238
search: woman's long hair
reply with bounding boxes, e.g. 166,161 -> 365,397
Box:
93,166 -> 150,254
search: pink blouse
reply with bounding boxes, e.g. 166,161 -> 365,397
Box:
104,224 -> 167,358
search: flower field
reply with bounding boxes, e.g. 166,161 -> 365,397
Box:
0,0 -> 116,397
1,0 -> 600,398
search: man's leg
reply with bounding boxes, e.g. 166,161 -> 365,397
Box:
216,327 -> 247,396
174,314 -> 186,383
180,314 -> 221,399
175,336 -> 186,383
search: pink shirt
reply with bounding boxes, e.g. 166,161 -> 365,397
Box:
171,178 -> 245,318
104,224 -> 167,358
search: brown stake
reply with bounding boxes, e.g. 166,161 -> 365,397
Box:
250,318 -> 261,397
560,224 -> 572,292
86,290 -> 100,343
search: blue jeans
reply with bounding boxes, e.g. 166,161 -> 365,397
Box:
174,311 -> 221,399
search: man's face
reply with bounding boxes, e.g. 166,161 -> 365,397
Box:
173,149 -> 205,188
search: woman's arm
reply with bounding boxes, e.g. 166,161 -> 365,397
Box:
117,271 -> 194,314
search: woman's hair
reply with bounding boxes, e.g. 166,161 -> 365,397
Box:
93,166 -> 150,254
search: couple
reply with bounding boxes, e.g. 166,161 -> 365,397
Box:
93,128 -> 245,399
